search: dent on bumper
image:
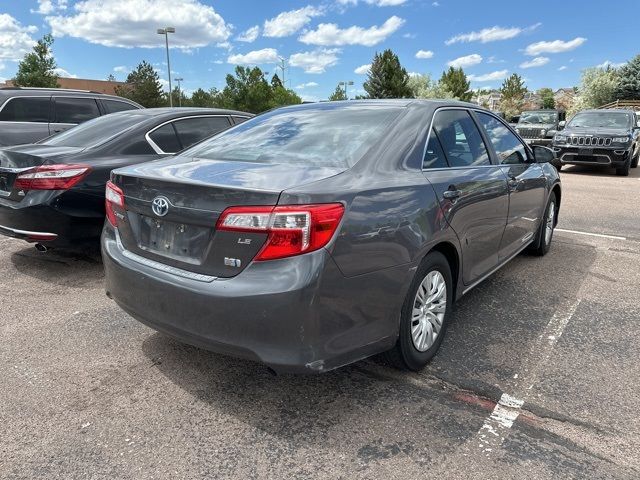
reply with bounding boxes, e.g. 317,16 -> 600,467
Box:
102,227 -> 408,373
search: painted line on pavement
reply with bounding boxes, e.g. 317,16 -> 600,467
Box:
556,228 -> 626,241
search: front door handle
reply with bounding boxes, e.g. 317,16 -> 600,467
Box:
443,189 -> 461,200
508,177 -> 522,191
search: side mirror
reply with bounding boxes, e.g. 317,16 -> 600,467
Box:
558,120 -> 566,130
532,145 -> 555,164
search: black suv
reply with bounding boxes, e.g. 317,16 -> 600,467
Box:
0,87 -> 142,146
552,109 -> 640,176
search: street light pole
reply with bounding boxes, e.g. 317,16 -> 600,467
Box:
157,27 -> 175,107
175,77 -> 184,107
338,80 -> 354,100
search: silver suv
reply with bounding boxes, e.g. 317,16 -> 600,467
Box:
0,87 -> 142,146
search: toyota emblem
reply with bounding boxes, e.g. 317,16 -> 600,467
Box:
151,196 -> 170,217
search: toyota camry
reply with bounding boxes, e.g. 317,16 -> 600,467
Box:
102,100 -> 561,373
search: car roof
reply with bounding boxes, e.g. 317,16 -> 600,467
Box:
277,98 -> 483,112
577,109 -> 634,114
0,87 -> 142,106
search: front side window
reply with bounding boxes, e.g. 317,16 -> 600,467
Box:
432,110 -> 490,167
0,97 -> 50,122
54,97 -> 100,124
476,112 -> 528,165
173,116 -> 231,149
148,123 -> 181,153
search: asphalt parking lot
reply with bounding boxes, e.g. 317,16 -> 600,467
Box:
1,164 -> 639,479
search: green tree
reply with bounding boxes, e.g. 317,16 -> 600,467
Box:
218,66 -> 272,113
329,84 -> 347,101
615,55 -> 640,100
439,67 -> 472,101
408,73 -> 455,99
270,73 -> 283,90
170,87 -> 191,107
571,67 -> 619,113
13,34 -> 59,88
190,87 -> 220,107
106,73 -> 116,82
270,86 -> 302,108
499,73 -> 527,119
363,49 -> 412,99
539,87 -> 555,109
114,61 -> 165,107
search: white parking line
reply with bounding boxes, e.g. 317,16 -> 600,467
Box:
555,228 -> 627,241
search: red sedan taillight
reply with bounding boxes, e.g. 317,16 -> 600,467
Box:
105,181 -> 125,227
216,203 -> 345,260
14,164 -> 91,190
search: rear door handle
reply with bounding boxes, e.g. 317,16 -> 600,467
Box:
443,189 -> 461,200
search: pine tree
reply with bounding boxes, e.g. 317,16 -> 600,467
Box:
114,61 -> 164,107
270,73 -> 283,90
499,73 -> 527,119
328,84 -> 347,101
13,34 -> 59,88
439,67 -> 472,101
363,49 -> 412,99
615,55 -> 640,100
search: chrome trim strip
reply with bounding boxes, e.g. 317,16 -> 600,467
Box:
0,166 -> 34,173
115,231 -> 216,283
0,224 -> 58,238
560,152 -> 611,164
145,114 -> 232,154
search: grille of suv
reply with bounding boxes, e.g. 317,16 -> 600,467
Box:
517,128 -> 542,139
568,136 -> 612,146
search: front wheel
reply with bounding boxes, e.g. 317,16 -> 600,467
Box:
616,160 -> 630,176
631,149 -> 639,168
529,192 -> 557,256
384,251 -> 453,371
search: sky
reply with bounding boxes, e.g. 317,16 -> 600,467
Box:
0,0 -> 636,101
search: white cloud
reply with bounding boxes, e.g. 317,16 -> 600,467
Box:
263,6 -> 323,38
525,37 -> 586,56
337,0 -> 407,5
289,48 -> 340,74
415,49 -> 434,59
47,0 -> 231,50
53,67 -> 76,78
0,14 -> 38,61
432,1 -> 440,5
468,70 -> 509,82
519,56 -> 549,68
295,81 -> 319,89
447,53 -> 482,68
596,60 -> 626,69
487,56 -> 505,64
113,65 -> 128,73
446,23 -> 540,45
227,48 -> 279,65
402,33 -> 416,39
557,66 -> 567,71
354,64 -> 371,74
237,25 -> 259,43
31,0 -> 67,14
299,16 -> 404,47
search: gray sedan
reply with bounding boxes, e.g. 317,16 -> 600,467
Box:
102,100 -> 561,373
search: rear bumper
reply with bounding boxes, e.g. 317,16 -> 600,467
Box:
553,146 -> 630,166
102,226 -> 411,373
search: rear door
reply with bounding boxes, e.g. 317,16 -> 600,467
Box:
474,111 -> 547,260
50,96 -> 101,135
423,108 -> 509,286
0,96 -> 52,145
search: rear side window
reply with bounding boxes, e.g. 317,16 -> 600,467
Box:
173,116 -> 231,149
102,99 -> 138,114
433,110 -> 490,167
148,123 -> 181,153
0,97 -> 50,122
476,112 -> 528,165
54,97 -> 100,124
423,129 -> 449,169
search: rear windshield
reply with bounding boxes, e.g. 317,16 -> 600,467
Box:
184,105 -> 402,168
40,112 -> 145,148
567,111 -> 632,129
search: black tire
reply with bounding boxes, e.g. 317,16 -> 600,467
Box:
631,149 -> 639,168
616,160 -> 630,176
384,251 -> 453,371
529,192 -> 556,256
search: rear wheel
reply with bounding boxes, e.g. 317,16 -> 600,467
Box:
529,192 -> 556,256
384,251 -> 453,371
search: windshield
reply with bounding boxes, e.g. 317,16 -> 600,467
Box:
39,112 -> 146,148
567,112 -> 632,129
184,104 -> 402,168
519,111 -> 558,124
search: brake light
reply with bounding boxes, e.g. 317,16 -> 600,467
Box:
14,164 -> 91,190
217,203 -> 345,261
105,181 -> 125,227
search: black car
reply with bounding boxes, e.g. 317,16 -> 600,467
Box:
0,107 -> 251,248
552,109 -> 640,175
102,100 -> 561,373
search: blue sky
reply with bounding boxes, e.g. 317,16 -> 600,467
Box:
0,0 -> 636,100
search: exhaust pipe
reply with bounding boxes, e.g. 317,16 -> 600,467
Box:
34,243 -> 48,253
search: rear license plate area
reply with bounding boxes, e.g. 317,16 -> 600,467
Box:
137,215 -> 211,263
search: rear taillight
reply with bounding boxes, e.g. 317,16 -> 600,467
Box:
217,203 -> 345,261
105,181 -> 125,227
14,164 -> 91,190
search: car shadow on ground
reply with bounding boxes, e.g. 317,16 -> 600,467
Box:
560,164 -> 640,177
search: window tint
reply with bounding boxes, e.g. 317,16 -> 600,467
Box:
148,123 -> 182,153
41,112 -> 145,147
423,129 -> 449,169
232,115 -> 250,124
0,97 -> 50,122
173,116 -> 231,149
476,112 -> 528,165
433,110 -> 490,167
103,99 -> 138,114
54,97 -> 100,124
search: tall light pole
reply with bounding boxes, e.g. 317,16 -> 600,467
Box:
157,27 -> 175,107
338,80 -> 354,100
175,77 -> 184,107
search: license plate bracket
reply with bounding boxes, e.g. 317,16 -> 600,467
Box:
578,147 -> 594,157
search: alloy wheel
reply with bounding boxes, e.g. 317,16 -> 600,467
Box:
411,271 -> 447,352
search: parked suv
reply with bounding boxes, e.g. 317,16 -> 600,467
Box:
515,109 -> 566,146
552,109 -> 640,176
0,87 -> 142,146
